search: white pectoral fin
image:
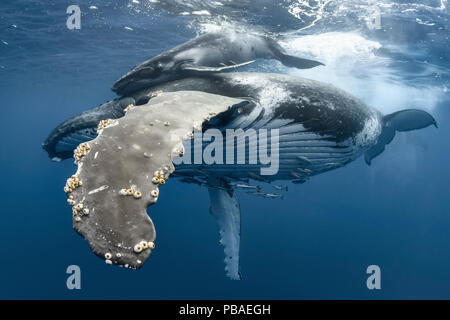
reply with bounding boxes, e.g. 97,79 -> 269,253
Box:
182,60 -> 255,73
207,177 -> 242,280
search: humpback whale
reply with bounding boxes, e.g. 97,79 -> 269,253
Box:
111,32 -> 324,95
44,73 -> 437,280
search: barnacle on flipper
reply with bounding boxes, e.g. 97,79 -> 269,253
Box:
64,175 -> 81,193
74,142 -> 90,163
123,104 -> 135,112
64,91 -> 248,269
97,119 -> 114,134
150,90 -> 163,98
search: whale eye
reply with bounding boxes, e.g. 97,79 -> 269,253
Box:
151,63 -> 163,72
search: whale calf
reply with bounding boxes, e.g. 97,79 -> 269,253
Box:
111,32 -> 324,95
44,73 -> 437,279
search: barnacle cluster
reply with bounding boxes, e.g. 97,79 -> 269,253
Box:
133,240 -> 156,253
174,147 -> 184,156
104,252 -> 113,264
72,203 -> 83,216
74,142 -> 90,163
67,194 -> 75,205
97,119 -> 114,133
119,188 -> 142,199
64,175 -> 81,193
204,112 -> 217,122
183,131 -> 194,141
68,200 -> 90,217
150,90 -> 163,98
152,170 -> 168,185
64,175 -> 90,218
123,104 -> 135,112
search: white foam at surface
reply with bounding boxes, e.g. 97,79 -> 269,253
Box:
276,30 -> 442,177
191,24 -> 444,115
279,32 -> 444,114
192,10 -> 211,16
280,32 -> 383,68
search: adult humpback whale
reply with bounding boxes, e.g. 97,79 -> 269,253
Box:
111,32 -> 324,95
44,73 -> 436,280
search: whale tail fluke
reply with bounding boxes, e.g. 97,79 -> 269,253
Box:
278,53 -> 325,69
364,109 -> 437,165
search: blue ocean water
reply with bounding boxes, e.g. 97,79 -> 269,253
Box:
0,0 -> 449,299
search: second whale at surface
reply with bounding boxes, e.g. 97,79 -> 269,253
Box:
111,32 -> 324,95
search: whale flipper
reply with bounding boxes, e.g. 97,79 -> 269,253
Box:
266,38 -> 324,69
64,91 -> 248,270
182,60 -> 255,73
208,177 -> 241,280
364,109 -> 437,165
277,53 -> 325,69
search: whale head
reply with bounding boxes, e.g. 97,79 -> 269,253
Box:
112,56 -> 180,95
